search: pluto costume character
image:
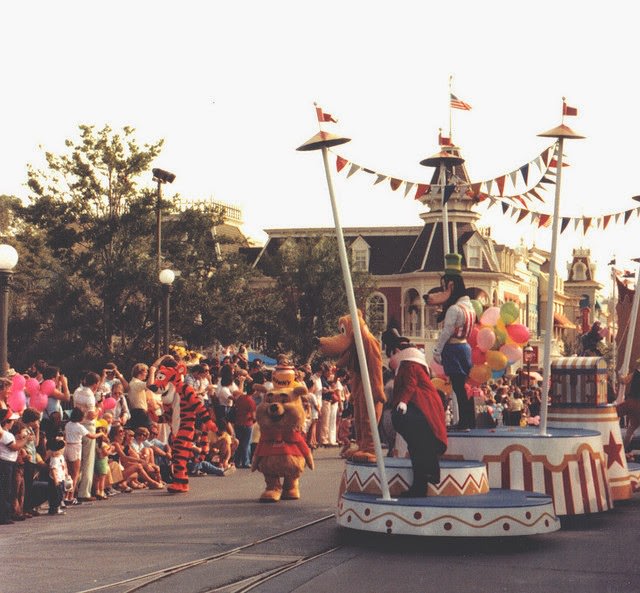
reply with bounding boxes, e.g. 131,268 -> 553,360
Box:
252,365 -> 314,502
150,359 -> 217,493
317,311 -> 385,463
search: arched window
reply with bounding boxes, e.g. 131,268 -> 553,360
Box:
403,289 -> 422,337
573,261 -> 587,281
366,292 -> 387,335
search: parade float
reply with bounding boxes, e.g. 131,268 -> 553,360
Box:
297,95 -> 640,537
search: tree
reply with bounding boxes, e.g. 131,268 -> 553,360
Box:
257,236 -> 377,360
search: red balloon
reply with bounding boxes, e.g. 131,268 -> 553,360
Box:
506,323 -> 530,345
471,347 -> 487,365
468,325 -> 479,349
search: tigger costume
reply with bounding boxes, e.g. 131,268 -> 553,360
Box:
150,360 -> 217,493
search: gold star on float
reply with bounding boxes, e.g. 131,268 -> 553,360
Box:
603,431 -> 624,469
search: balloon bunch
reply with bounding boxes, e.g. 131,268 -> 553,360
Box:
467,301 -> 531,385
7,373 -> 56,413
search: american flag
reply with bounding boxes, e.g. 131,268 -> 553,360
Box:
450,93 -> 472,111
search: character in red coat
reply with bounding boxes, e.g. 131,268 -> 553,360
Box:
383,329 -> 447,498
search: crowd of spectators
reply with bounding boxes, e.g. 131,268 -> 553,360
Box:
0,346 -> 356,526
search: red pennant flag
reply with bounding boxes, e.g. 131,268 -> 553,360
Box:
496,175 -> 506,196
415,184 -> 430,200
315,104 -> 338,123
513,195 -> 527,208
336,156 -> 348,172
541,147 -> 551,166
528,188 -> 544,202
389,178 -> 402,191
583,218 -> 592,234
538,214 -> 551,228
516,209 -> 529,223
602,215 -> 612,230
549,159 -> 569,168
438,130 -> 453,146
562,101 -> 578,117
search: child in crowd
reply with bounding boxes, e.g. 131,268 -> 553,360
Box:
338,395 -> 354,458
208,429 -> 238,470
48,439 -> 69,516
93,423 -> 112,499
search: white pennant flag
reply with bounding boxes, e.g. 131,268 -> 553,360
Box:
403,182 -> 415,197
509,170 -> 519,189
534,156 -> 544,173
574,218 -> 581,231
374,174 -> 387,185
486,179 -> 494,195
347,164 -> 361,178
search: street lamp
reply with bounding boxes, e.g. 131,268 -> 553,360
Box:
523,344 -> 534,390
0,245 -> 18,376
152,168 -> 175,358
159,268 -> 175,355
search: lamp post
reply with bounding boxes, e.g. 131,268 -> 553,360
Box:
159,268 -> 175,355
523,344 -> 534,391
0,245 -> 18,376
152,168 -> 176,358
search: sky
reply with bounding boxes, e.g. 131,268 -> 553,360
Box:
3,1 -> 640,292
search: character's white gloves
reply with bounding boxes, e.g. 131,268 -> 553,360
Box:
396,402 -> 407,415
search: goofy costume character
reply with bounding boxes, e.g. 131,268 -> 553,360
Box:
150,358 -> 217,493
425,253 -> 476,430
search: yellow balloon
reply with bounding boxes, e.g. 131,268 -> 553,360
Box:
486,350 -> 508,371
469,363 -> 492,384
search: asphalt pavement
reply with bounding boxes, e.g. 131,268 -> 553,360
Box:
2,447 -> 640,593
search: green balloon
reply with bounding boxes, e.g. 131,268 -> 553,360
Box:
471,299 -> 484,320
500,301 -> 519,325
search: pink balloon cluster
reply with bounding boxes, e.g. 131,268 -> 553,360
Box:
6,374 -> 58,414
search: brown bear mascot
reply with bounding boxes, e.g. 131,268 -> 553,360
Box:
316,310 -> 385,463
251,364 -> 314,502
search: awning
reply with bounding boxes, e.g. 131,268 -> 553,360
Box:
553,312 -> 576,329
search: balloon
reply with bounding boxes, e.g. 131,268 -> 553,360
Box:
470,299 -> 484,320
40,379 -> 56,396
430,360 -> 446,379
8,390 -> 26,413
11,374 -> 26,392
500,301 -> 519,325
468,325 -> 479,349
102,397 -> 117,411
500,343 -> 523,364
471,347 -> 487,365
492,368 -> 506,378
469,363 -> 492,385
494,318 -> 508,347
29,391 -> 48,412
480,306 -> 501,327
486,350 -> 508,371
506,323 -> 530,345
25,378 -> 40,398
477,327 -> 496,352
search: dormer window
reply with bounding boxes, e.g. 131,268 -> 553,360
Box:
351,236 -> 370,272
467,244 -> 482,268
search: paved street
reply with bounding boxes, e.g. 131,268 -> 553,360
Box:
2,447 -> 640,593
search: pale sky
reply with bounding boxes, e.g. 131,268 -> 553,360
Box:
3,1 -> 639,290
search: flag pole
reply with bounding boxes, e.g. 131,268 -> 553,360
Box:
297,120 -> 392,502
537,115 -> 585,435
616,260 -> 640,404
448,75 -> 453,140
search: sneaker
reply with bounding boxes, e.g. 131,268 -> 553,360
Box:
48,508 -> 66,516
105,488 -> 119,496
78,496 -> 97,502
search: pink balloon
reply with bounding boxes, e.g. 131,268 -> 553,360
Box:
500,343 -> 523,364
25,378 -> 40,398
102,397 -> 117,411
11,374 -> 26,392
506,323 -> 530,345
8,390 -> 26,413
477,327 -> 496,352
430,360 -> 446,379
471,347 -> 487,365
480,307 -> 501,327
40,379 -> 56,396
29,391 -> 48,412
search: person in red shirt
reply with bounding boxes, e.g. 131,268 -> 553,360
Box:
232,389 -> 256,468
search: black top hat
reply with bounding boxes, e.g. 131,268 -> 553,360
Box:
381,328 -> 410,358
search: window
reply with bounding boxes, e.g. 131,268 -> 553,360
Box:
467,244 -> 482,268
353,249 -> 368,272
366,293 -> 386,334
573,261 -> 587,281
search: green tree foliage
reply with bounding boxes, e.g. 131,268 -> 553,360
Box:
258,236 -> 377,360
